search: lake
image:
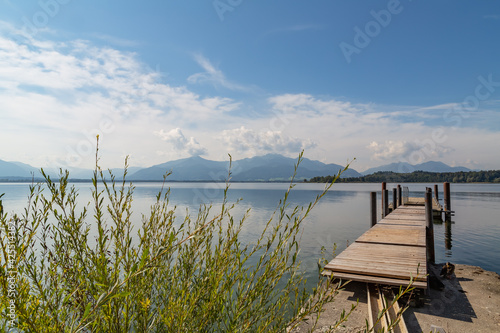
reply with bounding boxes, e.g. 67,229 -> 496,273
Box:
1,181 -> 499,285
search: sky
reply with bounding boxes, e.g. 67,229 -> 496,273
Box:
0,0 -> 499,172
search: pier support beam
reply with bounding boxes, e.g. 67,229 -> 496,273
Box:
434,184 -> 439,202
392,188 -> 398,210
397,185 -> 402,207
443,182 -> 451,211
370,192 -> 377,227
425,188 -> 435,264
381,182 -> 387,218
383,189 -> 389,217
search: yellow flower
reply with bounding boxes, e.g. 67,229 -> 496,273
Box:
140,298 -> 151,310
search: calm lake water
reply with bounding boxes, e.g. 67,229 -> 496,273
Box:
1,182 -> 499,284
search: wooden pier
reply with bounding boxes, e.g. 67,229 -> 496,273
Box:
319,184 -> 453,331
322,185 -> 445,290
323,204 -> 428,288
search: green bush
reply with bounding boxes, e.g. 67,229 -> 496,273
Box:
1,146 -> 352,332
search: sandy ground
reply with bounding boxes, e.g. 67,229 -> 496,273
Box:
289,263 -> 500,333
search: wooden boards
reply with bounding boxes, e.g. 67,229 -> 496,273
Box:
323,204 -> 428,289
356,224 -> 426,247
405,197 -> 441,211
324,242 -> 426,282
367,284 -> 409,333
322,270 -> 427,289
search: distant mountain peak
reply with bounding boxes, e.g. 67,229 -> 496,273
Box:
0,159 -> 33,178
361,161 -> 470,175
128,154 -> 360,181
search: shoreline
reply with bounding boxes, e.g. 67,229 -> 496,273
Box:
290,263 -> 500,333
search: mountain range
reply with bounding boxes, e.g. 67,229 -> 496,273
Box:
361,161 -> 471,176
0,155 -> 474,182
129,154 -> 360,181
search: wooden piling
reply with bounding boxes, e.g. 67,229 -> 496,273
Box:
434,184 -> 439,202
397,185 -> 402,206
392,188 -> 397,210
383,189 -> 389,217
370,192 -> 377,227
381,182 -> 387,218
443,182 -> 451,211
425,188 -> 435,264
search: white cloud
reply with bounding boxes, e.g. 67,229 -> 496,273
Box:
187,53 -> 253,92
368,141 -> 421,161
268,93 -> 357,117
367,140 -> 454,164
221,126 -> 316,156
155,128 -> 207,156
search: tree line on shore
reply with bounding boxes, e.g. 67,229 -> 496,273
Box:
306,170 -> 500,183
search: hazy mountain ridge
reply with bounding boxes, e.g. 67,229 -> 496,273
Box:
132,156 -> 230,181
129,154 -> 361,181
0,160 -> 32,178
361,161 -> 471,175
0,156 -> 474,182
0,159 -> 142,181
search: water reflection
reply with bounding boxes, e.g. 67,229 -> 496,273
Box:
444,220 -> 453,255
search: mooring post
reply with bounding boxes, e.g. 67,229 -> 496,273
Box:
397,184 -> 402,206
434,184 -> 439,202
383,189 -> 389,217
381,182 -> 387,218
370,192 -> 377,227
443,182 -> 451,211
392,188 -> 397,210
425,188 -> 435,264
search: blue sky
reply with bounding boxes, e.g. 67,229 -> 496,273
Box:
0,0 -> 499,172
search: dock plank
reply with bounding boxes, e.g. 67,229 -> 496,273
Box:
383,214 -> 425,221
321,271 -> 427,289
377,219 -> 426,227
356,224 -> 426,247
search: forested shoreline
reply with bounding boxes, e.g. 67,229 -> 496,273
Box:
307,170 -> 500,183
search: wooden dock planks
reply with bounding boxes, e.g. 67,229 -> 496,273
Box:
367,284 -> 409,333
324,242 -> 426,281
356,224 -> 426,247
378,219 -> 426,227
323,203 -> 428,289
405,197 -> 441,211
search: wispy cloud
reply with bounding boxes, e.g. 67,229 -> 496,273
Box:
263,24 -> 325,36
416,103 -> 459,111
187,53 -> 254,92
484,15 -> 500,20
